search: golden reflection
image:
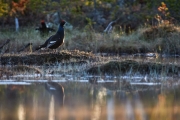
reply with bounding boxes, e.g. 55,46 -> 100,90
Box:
92,104 -> 101,120
97,88 -> 107,100
49,96 -> 55,120
0,106 -> 3,120
150,94 -> 173,120
91,87 -> 107,120
18,104 -> 25,120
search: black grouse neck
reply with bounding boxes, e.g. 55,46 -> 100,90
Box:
60,24 -> 64,27
41,23 -> 46,28
60,21 -> 65,27
57,25 -> 64,33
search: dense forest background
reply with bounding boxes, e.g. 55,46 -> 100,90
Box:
0,0 -> 180,32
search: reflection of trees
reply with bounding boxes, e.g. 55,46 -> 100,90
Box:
1,83 -> 180,119
25,85 -> 50,120
0,85 -> 24,120
114,91 -> 147,120
0,84 -> 50,120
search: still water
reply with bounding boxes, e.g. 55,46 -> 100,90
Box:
0,81 -> 180,120
0,54 -> 180,120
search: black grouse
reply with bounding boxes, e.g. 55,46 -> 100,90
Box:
36,20 -> 66,51
45,82 -> 65,106
36,20 -> 55,37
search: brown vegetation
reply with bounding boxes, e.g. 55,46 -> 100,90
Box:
0,50 -> 94,65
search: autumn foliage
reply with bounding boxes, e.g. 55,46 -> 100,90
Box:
10,0 -> 29,16
0,1 -> 8,17
0,0 -> 180,29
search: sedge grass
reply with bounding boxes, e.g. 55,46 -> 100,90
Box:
0,24 -> 180,55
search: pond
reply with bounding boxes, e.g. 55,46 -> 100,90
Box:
0,53 -> 180,120
0,80 -> 180,120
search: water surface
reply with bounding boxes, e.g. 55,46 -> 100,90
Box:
0,81 -> 180,120
0,55 -> 180,120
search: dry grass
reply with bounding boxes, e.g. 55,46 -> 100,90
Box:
0,24 -> 180,54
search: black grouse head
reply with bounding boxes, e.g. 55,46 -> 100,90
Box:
40,20 -> 46,28
60,20 -> 66,26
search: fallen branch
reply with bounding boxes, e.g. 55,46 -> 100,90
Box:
18,42 -> 33,53
104,18 -> 120,34
0,39 -> 10,50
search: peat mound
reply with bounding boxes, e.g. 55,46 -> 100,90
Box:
0,50 -> 94,65
87,60 -> 180,76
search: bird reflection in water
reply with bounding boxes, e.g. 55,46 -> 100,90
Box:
45,82 -> 65,120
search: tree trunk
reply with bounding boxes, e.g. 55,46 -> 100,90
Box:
15,17 -> 19,32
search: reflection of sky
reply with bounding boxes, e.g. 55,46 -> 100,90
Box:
126,99 -> 135,120
107,91 -> 114,120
